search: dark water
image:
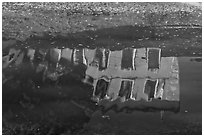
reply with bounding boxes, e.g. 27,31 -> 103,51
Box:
2,25 -> 202,134
3,25 -> 201,56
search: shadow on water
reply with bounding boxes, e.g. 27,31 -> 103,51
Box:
2,25 -> 202,134
3,25 -> 201,56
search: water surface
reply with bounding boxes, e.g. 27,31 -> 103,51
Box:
2,25 -> 201,134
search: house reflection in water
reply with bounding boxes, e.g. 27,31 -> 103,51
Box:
2,47 -> 179,113
83,47 -> 179,113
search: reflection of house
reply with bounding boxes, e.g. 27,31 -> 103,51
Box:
84,47 -> 179,112
2,47 -> 179,112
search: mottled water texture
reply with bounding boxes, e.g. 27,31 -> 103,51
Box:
2,13 -> 202,135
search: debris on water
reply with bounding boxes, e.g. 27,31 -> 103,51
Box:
78,43 -> 83,47
51,41 -> 56,45
102,115 -> 110,120
117,42 -> 121,45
